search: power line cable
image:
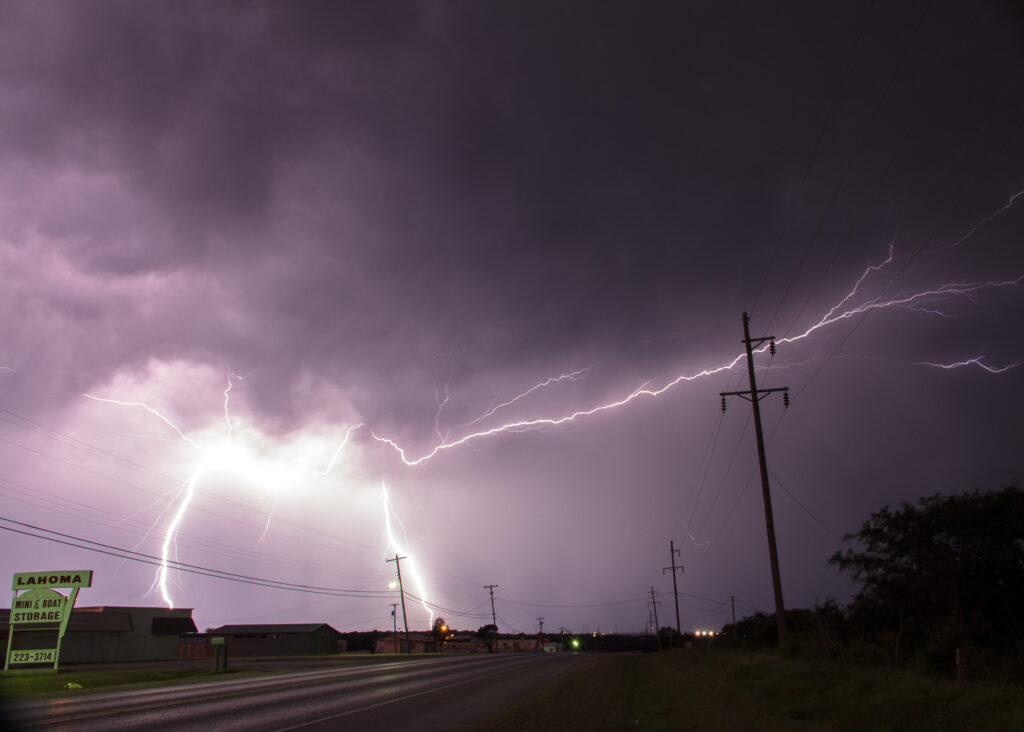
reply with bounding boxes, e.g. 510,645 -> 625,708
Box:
767,468 -> 842,539
0,515 -> 394,598
750,0 -> 877,316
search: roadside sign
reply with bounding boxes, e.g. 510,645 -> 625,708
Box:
5,570 -> 92,672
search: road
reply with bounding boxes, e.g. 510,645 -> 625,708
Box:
4,653 -> 590,731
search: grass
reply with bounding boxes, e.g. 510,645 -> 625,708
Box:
0,653 -> 414,700
464,648 -> 1024,731
0,666 -> 264,699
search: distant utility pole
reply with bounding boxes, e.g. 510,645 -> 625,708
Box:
720,312 -> 789,646
484,584 -> 499,653
648,586 -> 662,652
387,554 -> 411,653
390,603 -> 399,653
537,617 -> 545,650
662,540 -> 684,642
731,595 -> 736,627
484,584 -> 498,629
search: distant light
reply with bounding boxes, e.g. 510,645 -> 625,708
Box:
571,639 -> 580,648
388,580 -> 398,590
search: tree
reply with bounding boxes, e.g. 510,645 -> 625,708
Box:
431,616 -> 448,647
476,623 -> 498,652
830,486 -> 1024,671
658,626 -> 681,649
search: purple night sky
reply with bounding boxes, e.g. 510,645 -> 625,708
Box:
1,1 -> 1022,636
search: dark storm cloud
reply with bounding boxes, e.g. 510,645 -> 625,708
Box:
1,0 -> 1023,632
5,0 -> 1020,366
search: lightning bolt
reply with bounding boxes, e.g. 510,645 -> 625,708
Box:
83,189 -> 1023,609
355,271 -> 1020,467
839,353 -> 1024,374
381,481 -> 434,625
82,394 -> 203,450
457,366 -> 592,429
925,187 -> 1024,254
85,370 -> 339,607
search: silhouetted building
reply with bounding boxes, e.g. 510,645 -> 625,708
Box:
205,623 -> 343,656
1,606 -> 197,663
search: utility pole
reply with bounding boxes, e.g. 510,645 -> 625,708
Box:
720,312 -> 789,646
731,595 -> 736,627
390,603 -> 399,653
662,540 -> 684,643
648,586 -> 662,651
484,584 -> 498,628
537,617 -> 544,651
484,584 -> 499,653
387,554 -> 411,653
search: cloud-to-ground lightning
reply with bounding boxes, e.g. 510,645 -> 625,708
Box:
84,190 -> 1023,611
381,481 -> 434,624
84,370 -> 355,607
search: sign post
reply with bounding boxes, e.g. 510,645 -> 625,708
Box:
5,571 -> 92,672
211,636 -> 225,672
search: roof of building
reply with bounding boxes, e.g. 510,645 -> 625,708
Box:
152,616 -> 198,634
209,623 -> 340,635
2,606 -> 194,633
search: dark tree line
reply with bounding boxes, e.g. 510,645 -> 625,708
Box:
829,485 -> 1024,674
719,486 -> 1023,678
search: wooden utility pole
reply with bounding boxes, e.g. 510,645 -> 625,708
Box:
387,554 -> 411,653
662,540 -> 684,643
484,584 -> 498,628
648,586 -> 662,651
484,584 -> 499,653
390,603 -> 399,653
720,312 -> 789,645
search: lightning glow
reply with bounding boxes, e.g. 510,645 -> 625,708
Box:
83,190 -> 1024,611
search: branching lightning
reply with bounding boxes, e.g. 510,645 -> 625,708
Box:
457,366 -> 592,429
82,189 -> 1023,611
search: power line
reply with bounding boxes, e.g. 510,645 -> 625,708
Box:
497,596 -> 648,609
751,0 -> 878,317
768,468 -> 842,539
0,515 -> 394,598
0,406 -> 383,556
0,476 -> 381,581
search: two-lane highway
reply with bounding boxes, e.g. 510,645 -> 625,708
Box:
5,653 -> 591,731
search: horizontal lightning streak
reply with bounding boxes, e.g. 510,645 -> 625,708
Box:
82,394 -> 203,450
80,188 -> 1024,615
357,276 -> 1022,468
457,367 -> 592,429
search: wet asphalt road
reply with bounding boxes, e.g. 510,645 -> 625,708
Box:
4,653 -> 590,731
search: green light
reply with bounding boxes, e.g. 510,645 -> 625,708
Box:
571,639 -> 580,648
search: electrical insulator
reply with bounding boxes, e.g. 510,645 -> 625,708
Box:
720,395 -> 727,413
769,339 -> 776,357
783,389 -> 790,408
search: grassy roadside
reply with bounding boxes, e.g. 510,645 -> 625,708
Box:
464,649 -> 1023,731
0,653 -> 415,700
0,666 -> 265,699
